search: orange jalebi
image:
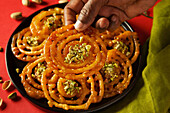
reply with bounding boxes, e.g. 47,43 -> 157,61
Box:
100,49 -> 133,98
100,27 -> 140,64
11,27 -> 46,61
19,57 -> 47,99
41,67 -> 98,110
30,7 -> 64,36
44,24 -> 107,79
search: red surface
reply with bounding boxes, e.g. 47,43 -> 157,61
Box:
0,0 -> 160,113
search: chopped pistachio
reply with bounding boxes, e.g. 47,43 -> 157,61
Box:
44,15 -> 58,29
0,97 -> 3,107
126,52 -> 131,56
8,92 -> 17,99
64,43 -> 91,63
32,0 -> 43,4
63,80 -> 81,95
119,41 -> 124,46
82,43 -> 86,46
16,68 -> 20,73
112,40 -> 117,43
2,80 -> 11,90
112,40 -> 130,56
101,62 -> 119,82
31,74 -> 35,77
85,45 -> 91,51
10,12 -> 23,20
53,24 -> 57,28
0,46 -> 3,52
53,13 -> 56,17
22,0 -> 30,6
35,62 -> 46,78
79,36 -> 83,42
26,36 -> 39,46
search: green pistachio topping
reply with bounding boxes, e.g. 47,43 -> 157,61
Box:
26,36 -> 39,46
101,62 -> 119,82
8,92 -> 17,99
64,42 -> 91,64
34,62 -> 46,78
44,13 -> 58,29
16,68 -> 20,73
63,80 -> 81,95
112,40 -> 130,56
0,46 -> 3,52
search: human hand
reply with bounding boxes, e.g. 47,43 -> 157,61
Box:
64,0 -> 157,31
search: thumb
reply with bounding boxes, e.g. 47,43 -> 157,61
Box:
74,0 -> 107,31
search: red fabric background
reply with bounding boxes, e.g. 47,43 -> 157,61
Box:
0,0 -> 160,112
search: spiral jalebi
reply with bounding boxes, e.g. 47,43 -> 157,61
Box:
44,24 -> 107,79
11,27 -> 46,61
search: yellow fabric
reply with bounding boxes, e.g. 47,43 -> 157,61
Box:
99,0 -> 170,112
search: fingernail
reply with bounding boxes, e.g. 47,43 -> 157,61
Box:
111,15 -> 117,23
74,20 -> 84,31
99,22 -> 107,29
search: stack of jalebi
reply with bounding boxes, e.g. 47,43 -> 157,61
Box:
11,7 -> 140,111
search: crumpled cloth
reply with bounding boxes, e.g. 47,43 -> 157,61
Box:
99,0 -> 170,112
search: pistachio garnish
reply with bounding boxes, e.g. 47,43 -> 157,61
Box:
10,12 -> 23,20
32,0 -> 43,4
0,97 -> 3,107
26,36 -> 39,46
22,0 -> 30,6
2,80 -> 11,90
34,62 -> 46,78
0,76 -> 2,83
64,42 -> 91,64
0,46 -> 3,52
16,68 -> 20,73
63,80 -> 81,95
112,40 -> 130,56
44,15 -> 57,29
8,92 -> 17,100
100,62 -> 119,82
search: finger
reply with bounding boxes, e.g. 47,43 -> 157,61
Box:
75,0 -> 108,31
95,17 -> 109,30
97,6 -> 129,31
108,14 -> 121,31
64,0 -> 84,25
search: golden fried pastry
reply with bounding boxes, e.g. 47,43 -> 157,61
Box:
41,67 -> 98,110
30,7 -> 64,36
11,27 -> 46,61
100,27 -> 140,64
44,24 -> 107,79
100,49 -> 133,98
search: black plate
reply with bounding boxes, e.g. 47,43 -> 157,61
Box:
5,3 -> 142,113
